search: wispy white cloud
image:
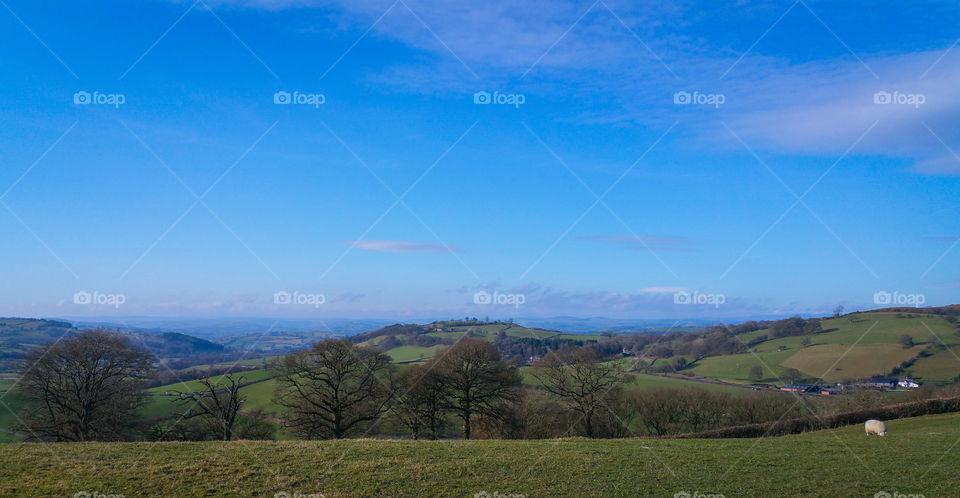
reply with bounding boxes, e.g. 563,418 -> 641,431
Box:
197,0 -> 960,177
713,50 -> 960,175
343,239 -> 459,253
639,286 -> 688,293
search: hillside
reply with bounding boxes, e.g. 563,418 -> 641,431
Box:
5,309 -> 958,440
352,319 -> 600,364
0,318 -> 230,373
688,311 -> 960,385
1,412 -> 956,496
0,318 -> 76,371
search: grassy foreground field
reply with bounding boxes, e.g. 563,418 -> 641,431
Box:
2,413 -> 957,496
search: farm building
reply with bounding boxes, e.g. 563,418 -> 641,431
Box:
857,378 -> 897,390
780,384 -> 823,393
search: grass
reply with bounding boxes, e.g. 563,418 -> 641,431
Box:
0,391 -> 22,442
0,412 -> 956,496
138,369 -> 277,420
144,369 -> 274,395
691,313 -> 959,383
908,348 -> 960,384
385,345 -> 446,362
627,373 -> 748,394
781,344 -> 925,382
689,348 -> 796,384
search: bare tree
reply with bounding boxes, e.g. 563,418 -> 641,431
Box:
174,372 -> 245,441
433,339 -> 521,439
748,365 -> 764,382
533,348 -> 626,438
273,339 -> 393,439
17,330 -> 153,441
833,304 -> 845,318
392,364 -> 448,440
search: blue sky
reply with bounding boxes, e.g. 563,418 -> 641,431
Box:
0,0 -> 958,321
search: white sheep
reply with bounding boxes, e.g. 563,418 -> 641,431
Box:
865,419 -> 887,436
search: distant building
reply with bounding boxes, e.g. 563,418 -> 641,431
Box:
780,384 -> 833,394
858,378 -> 897,390
898,378 -> 921,388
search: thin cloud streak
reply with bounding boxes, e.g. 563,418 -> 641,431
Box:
343,239 -> 462,254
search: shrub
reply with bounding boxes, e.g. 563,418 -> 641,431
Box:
677,396 -> 960,438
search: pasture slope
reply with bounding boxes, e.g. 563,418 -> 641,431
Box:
1,413 -> 957,496
691,312 -> 960,384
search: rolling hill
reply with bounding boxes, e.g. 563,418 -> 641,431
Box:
689,311 -> 960,384
0,318 -> 232,373
352,319 -> 601,364
4,308 -> 959,440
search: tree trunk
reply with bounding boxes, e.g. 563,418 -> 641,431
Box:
333,410 -> 343,439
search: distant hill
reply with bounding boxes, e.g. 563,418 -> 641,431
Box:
351,319 -> 602,364
65,317 -> 395,339
515,316 -> 711,333
353,319 -> 581,342
0,318 -> 228,372
863,304 -> 960,315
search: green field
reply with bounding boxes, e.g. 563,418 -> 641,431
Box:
782,343 -> 925,382
144,369 -> 274,395
691,312 -> 959,384
385,345 -> 446,362
1,413 -> 956,496
0,392 -> 22,442
628,374 -> 749,394
421,322 -> 599,342
138,368 -> 279,421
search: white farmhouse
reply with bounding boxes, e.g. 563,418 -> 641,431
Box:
897,378 -> 920,388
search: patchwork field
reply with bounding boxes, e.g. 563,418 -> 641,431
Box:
386,344 -> 446,362
138,368 -> 281,421
781,343 -> 927,382
691,312 -> 960,384
1,413 -> 956,496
